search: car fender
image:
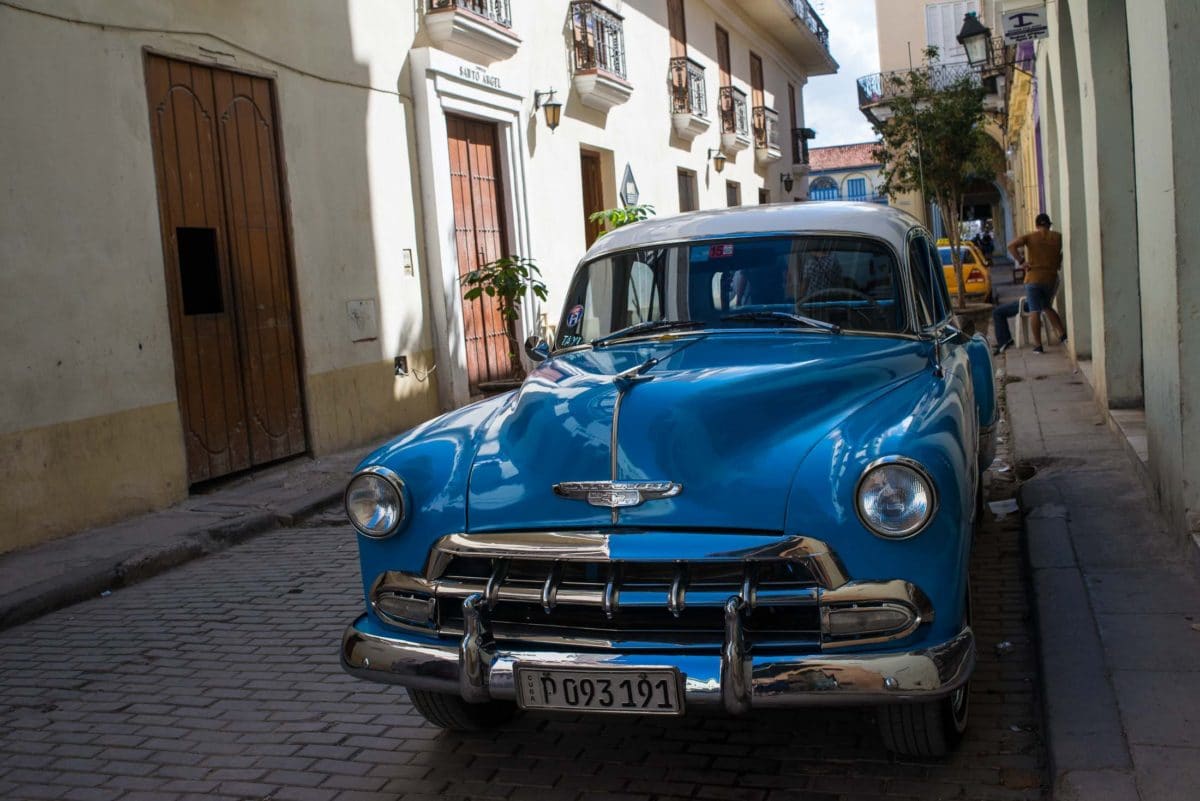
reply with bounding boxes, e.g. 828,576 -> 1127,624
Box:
784,346 -> 974,648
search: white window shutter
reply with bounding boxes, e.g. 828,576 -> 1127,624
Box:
924,0 -> 980,63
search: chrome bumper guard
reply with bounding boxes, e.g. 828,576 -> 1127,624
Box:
341,602 -> 976,713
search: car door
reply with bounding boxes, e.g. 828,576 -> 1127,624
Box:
909,231 -> 979,476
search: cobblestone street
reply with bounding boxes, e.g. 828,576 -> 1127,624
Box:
0,466 -> 1046,801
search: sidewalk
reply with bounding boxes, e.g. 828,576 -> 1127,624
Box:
1004,344 -> 1200,801
0,441 -> 378,631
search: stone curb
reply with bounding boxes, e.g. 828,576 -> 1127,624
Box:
0,487 -> 342,633
1017,474 -> 1137,801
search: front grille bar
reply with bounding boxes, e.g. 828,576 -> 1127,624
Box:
668,563 -> 687,618
541,562 -> 561,613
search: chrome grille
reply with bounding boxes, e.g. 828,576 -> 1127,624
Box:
433,556 -> 821,650
369,532 -> 932,652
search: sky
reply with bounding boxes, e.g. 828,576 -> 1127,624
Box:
804,0 -> 881,147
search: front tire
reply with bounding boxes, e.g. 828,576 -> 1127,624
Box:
407,688 -> 516,731
878,582 -> 972,757
876,682 -> 969,757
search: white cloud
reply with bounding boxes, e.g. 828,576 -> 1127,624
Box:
804,0 -> 881,147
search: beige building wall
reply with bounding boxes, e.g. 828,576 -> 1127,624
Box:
0,0 -> 440,552
871,0 -> 1010,228
0,0 -> 832,551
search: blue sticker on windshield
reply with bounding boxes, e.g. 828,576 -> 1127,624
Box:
566,304 -> 584,328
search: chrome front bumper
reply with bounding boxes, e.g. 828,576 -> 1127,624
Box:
341,606 -> 976,713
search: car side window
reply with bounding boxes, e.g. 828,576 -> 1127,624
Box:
625,261 -> 662,326
908,237 -> 936,329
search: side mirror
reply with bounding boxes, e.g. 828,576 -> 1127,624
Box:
524,335 -> 550,363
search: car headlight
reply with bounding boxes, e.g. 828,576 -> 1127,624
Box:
345,467 -> 408,538
855,457 -> 937,539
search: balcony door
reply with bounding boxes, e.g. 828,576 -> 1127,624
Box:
580,150 -> 605,246
715,25 -> 731,86
446,113 -> 513,391
667,0 -> 687,57
750,53 -> 764,109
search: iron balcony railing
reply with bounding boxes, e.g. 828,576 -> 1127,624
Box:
856,61 -> 980,109
753,106 -> 779,150
810,188 -> 889,204
788,0 -> 830,51
858,38 -> 1010,111
792,127 -> 815,165
719,86 -> 749,137
670,56 -> 707,118
428,0 -> 512,28
571,1 -> 626,79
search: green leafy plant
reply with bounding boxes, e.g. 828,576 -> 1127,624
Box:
461,255 -> 549,378
588,204 -> 656,236
871,47 -> 1003,308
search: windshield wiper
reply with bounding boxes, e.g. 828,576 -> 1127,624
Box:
591,319 -> 706,347
720,310 -> 841,334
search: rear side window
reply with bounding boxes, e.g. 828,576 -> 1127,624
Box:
926,239 -> 953,322
908,237 -> 936,329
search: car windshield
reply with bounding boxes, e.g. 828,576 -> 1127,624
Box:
938,247 -> 977,266
554,235 -> 907,349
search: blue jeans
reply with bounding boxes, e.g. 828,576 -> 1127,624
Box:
992,299 -> 1022,347
1025,283 -> 1055,313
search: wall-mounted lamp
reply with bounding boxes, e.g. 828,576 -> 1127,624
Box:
533,89 -> 563,131
707,148 -> 726,174
956,12 -> 993,68
780,173 -> 794,193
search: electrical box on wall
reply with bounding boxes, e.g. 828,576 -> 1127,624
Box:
347,299 -> 378,342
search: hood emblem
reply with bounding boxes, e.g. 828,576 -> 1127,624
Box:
553,481 -> 682,509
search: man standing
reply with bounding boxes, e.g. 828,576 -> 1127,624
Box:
1007,213 -> 1067,353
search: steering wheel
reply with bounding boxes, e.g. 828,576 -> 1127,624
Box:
798,286 -> 882,329
798,286 -> 879,308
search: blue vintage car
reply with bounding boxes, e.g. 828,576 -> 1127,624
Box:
341,202 -> 996,757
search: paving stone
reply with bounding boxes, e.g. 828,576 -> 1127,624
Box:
0,463 -> 1046,801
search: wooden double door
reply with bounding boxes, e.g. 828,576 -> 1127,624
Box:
145,55 -> 306,484
446,114 -> 513,391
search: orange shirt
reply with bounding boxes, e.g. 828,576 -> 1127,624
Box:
1014,229 -> 1063,286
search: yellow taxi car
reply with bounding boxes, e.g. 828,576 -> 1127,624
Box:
936,239 -> 993,303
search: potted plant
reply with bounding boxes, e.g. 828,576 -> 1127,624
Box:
588,203 -> 655,236
461,255 -> 548,392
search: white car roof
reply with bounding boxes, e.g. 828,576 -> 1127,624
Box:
584,201 -> 922,261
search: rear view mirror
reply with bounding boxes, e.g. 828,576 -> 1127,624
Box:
524,335 -> 550,363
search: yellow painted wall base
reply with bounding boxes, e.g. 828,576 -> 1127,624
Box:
304,353 -> 441,457
0,403 -> 187,554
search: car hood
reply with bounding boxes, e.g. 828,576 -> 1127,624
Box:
467,332 -> 930,532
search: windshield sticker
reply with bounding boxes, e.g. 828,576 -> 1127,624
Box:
709,243 -> 735,259
565,304 -> 584,328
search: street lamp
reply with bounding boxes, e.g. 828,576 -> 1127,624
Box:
533,89 -> 562,131
956,12 -> 993,68
707,148 -> 727,174
780,173 -> 794,193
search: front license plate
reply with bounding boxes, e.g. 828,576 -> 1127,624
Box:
514,666 -> 684,715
